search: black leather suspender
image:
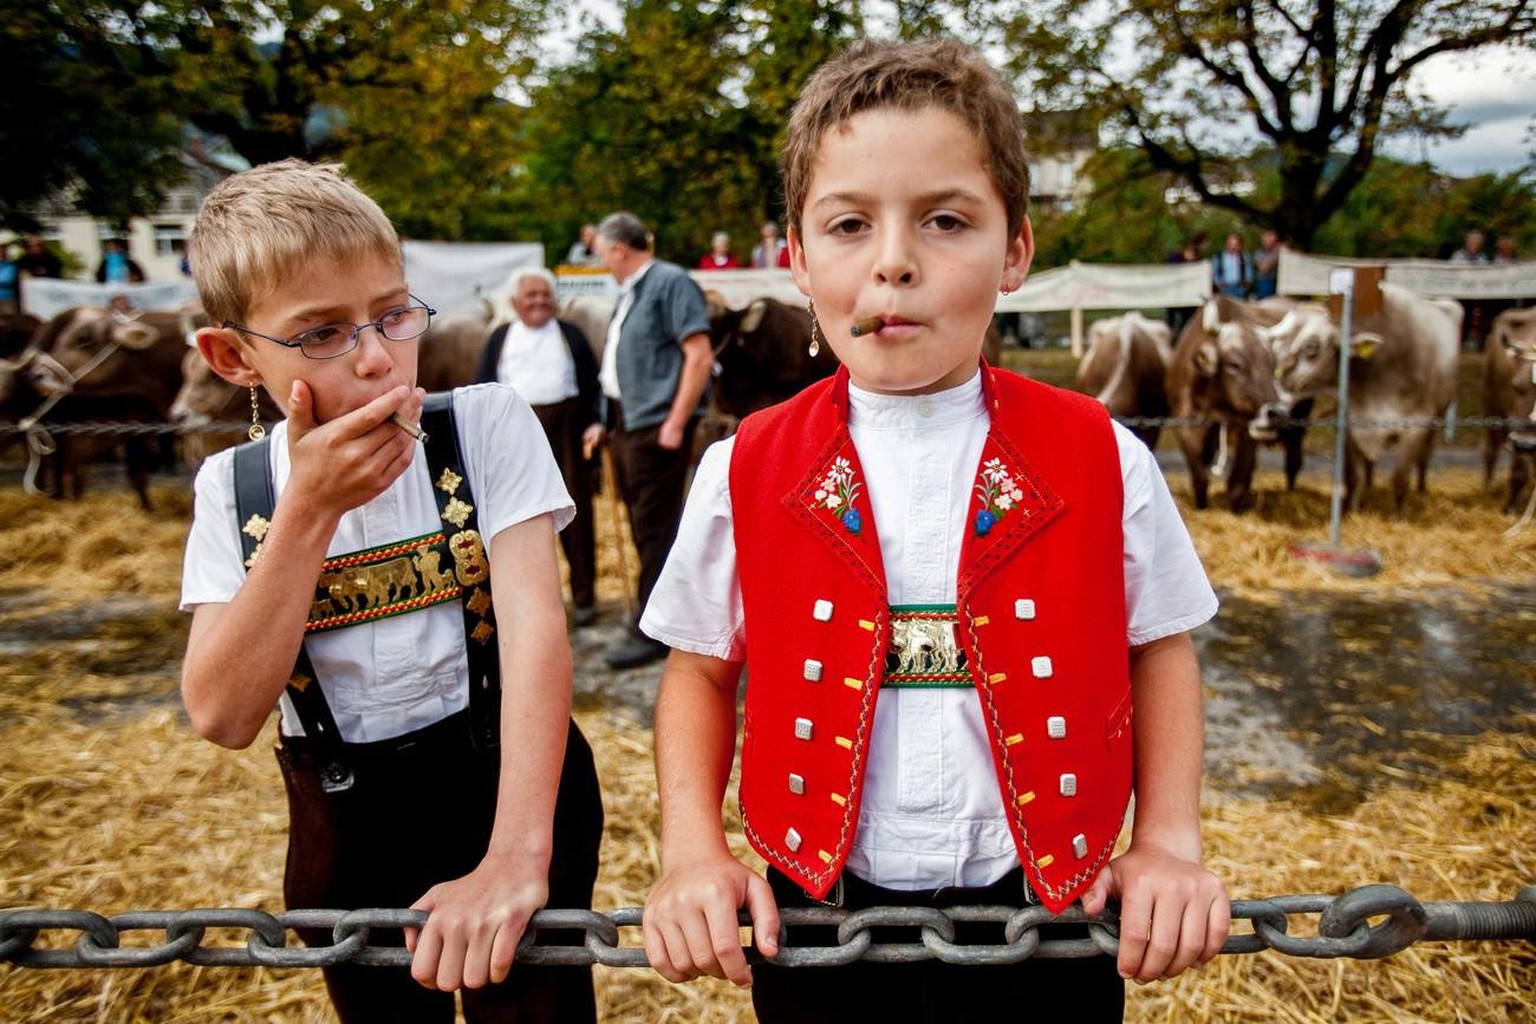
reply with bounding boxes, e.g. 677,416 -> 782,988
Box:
229,392 -> 501,791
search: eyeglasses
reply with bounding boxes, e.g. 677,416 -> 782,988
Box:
223,297 -> 437,360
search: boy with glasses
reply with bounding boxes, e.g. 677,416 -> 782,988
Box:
179,158 -> 602,1023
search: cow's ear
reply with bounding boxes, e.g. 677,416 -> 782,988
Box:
1350,332 -> 1384,361
111,319 -> 160,349
740,299 -> 769,334
1194,339 -> 1219,376
195,326 -> 261,387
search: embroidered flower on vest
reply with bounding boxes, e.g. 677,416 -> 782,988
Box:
813,456 -> 864,534
974,457 -> 1024,535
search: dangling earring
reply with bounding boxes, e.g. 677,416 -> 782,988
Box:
248,385 -> 266,441
1000,286 -> 1013,296
807,300 -> 823,358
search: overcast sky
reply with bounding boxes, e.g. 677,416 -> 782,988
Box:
540,9 -> 1534,177
1391,45 -> 1536,175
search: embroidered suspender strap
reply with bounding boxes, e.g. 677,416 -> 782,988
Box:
419,392 -> 502,754
231,439 -> 354,792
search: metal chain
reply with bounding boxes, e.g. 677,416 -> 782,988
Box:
3,885 -> 1533,971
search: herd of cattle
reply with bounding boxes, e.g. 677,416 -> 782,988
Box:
1,286 -> 1533,518
1081,288 -> 1536,516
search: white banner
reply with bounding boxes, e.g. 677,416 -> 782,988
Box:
402,241 -> 545,316
995,261 -> 1212,313
1278,250 -> 1536,299
20,278 -> 200,321
688,268 -> 804,310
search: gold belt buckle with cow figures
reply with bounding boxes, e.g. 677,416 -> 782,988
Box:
884,605 -> 971,688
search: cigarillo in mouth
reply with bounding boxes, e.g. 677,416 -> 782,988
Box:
850,316 -> 885,337
391,413 -> 428,443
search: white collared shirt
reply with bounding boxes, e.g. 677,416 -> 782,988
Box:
599,259 -> 654,401
181,384 -> 574,744
641,371 -> 1218,890
496,318 -> 578,407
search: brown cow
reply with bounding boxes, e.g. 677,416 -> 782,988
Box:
1267,283 -> 1461,513
15,307 -> 200,508
169,349 -> 285,470
1166,297 -> 1304,511
1483,307 -> 1536,515
1076,311 -> 1171,450
707,295 -> 838,420
416,310 -> 491,392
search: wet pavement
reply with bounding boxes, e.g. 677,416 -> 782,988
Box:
6,585 -> 1533,811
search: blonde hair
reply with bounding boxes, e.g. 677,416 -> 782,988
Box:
782,38 -> 1031,240
188,159 -> 401,326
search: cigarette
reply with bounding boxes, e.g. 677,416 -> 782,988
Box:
391,413 -> 428,443
850,316 -> 884,337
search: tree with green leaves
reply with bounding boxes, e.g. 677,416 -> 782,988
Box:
4,0 -> 553,238
516,0 -> 858,264
0,0 -> 184,229
1000,0 -> 1536,250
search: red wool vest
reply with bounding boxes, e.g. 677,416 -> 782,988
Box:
729,364 -> 1131,913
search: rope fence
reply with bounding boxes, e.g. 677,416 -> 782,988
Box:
3,885 -> 1533,971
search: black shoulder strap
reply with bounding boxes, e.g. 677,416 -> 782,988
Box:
232,438 -> 352,790
420,391 -> 502,753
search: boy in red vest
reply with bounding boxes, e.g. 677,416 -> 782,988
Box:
638,38 -> 1229,1022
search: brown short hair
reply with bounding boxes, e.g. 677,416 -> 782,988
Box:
782,38 -> 1031,239
188,159 -> 401,326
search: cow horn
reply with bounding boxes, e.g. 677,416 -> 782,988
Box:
1201,301 -> 1222,334
741,298 -> 769,334
1261,310 -> 1298,345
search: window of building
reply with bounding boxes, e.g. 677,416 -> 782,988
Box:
154,224 -> 188,257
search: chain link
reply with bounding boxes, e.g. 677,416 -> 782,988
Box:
3,886 -> 1532,972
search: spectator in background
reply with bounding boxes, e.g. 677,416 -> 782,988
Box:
1451,230 -> 1490,263
565,223 -> 600,266
697,231 -> 740,270
1252,229 -> 1283,299
592,210 -> 714,669
0,243 -> 17,314
1493,236 -> 1518,263
1211,231 -> 1254,299
96,238 -> 145,284
1164,231 -> 1209,336
16,235 -> 62,278
475,267 -> 605,628
750,220 -> 790,268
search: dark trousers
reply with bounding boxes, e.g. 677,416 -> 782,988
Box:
607,400 -> 696,625
531,397 -> 596,609
753,867 -> 1124,1024
277,714 -> 604,1023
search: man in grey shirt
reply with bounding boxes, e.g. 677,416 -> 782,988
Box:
593,211 -> 715,668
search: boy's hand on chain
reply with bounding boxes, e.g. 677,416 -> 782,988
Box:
643,851 -> 781,989
404,863 -> 549,991
1081,843 -> 1229,983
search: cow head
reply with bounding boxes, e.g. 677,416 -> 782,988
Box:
1191,300 -> 1287,424
707,295 -> 832,418
26,307 -> 162,396
1493,309 -> 1536,453
1266,304 -> 1383,400
170,348 -> 236,428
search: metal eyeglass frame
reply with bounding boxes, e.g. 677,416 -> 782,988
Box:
222,297 -> 437,360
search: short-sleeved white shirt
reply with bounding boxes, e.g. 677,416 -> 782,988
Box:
641,371 -> 1218,890
181,383 -> 574,744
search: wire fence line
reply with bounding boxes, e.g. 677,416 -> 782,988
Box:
2,885 -> 1533,971
0,416 -> 1532,439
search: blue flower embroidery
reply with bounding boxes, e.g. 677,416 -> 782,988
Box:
973,458 -> 1024,536
814,457 -> 864,534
